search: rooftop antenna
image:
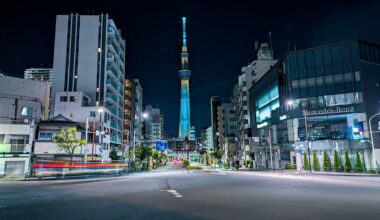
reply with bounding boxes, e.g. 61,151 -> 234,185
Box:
254,41 -> 259,51
269,31 -> 273,58
287,40 -> 290,51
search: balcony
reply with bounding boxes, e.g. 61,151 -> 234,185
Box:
106,92 -> 118,105
106,79 -> 118,94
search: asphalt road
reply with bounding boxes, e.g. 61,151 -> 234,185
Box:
1,165 -> 380,220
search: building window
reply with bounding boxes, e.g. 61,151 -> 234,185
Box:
70,96 -> 78,102
21,107 -> 33,117
90,111 -> 96,117
38,132 -> 55,141
60,96 -> 68,102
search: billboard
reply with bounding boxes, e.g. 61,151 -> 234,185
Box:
155,140 -> 168,151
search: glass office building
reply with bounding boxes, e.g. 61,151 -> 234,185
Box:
249,40 -> 380,170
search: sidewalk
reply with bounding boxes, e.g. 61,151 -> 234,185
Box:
226,168 -> 380,177
197,165 -> 380,177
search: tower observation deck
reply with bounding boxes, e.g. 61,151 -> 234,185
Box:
178,17 -> 191,139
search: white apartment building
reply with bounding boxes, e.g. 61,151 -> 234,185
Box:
51,13 -> 125,148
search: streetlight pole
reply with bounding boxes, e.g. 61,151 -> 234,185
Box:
287,100 -> 312,173
369,112 -> 380,170
268,128 -> 273,170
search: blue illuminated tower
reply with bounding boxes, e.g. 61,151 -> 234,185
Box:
178,17 -> 191,139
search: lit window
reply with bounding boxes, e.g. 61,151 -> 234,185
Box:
21,107 -> 33,117
70,96 -> 78,102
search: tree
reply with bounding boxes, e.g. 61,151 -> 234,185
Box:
138,146 -> 153,170
312,151 -> 320,171
323,150 -> 332,171
152,151 -> 163,168
109,150 -> 120,160
344,150 -> 352,172
355,152 -> 364,172
53,127 -> 86,161
333,149 -> 342,172
211,150 -> 224,163
303,152 -> 310,171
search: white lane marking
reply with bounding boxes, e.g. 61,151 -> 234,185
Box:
166,189 -> 183,198
209,172 -> 227,175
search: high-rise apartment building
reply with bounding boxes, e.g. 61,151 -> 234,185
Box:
24,68 -> 53,83
233,42 -> 276,165
210,96 -> 221,151
51,13 -> 125,148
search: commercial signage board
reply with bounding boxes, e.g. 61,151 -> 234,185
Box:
303,106 -> 355,116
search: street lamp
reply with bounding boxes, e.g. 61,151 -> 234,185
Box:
132,111 -> 149,167
286,99 -> 312,173
368,112 -> 380,170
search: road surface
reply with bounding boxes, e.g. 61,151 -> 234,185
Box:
1,165 -> 380,220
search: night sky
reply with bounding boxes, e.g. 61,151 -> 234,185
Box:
1,0 -> 379,137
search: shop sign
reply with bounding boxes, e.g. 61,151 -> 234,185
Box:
303,106 -> 355,116
279,115 -> 287,121
257,121 -> 268,128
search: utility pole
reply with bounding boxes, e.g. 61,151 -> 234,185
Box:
85,118 -> 89,162
92,116 -> 95,161
269,129 -> 273,170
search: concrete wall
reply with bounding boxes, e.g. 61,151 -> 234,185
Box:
0,75 -> 50,120
76,16 -> 100,101
51,15 -> 69,114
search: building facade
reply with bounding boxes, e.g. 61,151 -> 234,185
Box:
233,43 -> 276,166
217,103 -> 236,162
51,13 -> 125,149
249,40 -> 380,170
24,68 -> 53,84
123,78 -> 143,147
210,96 -> 221,151
0,75 -> 50,121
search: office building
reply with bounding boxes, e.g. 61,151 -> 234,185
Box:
249,40 -> 380,170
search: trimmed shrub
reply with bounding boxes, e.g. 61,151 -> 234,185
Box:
303,152 -> 310,171
333,149 -> 342,172
222,162 -> 229,169
285,164 -> 297,170
355,152 -> 364,172
312,151 -> 320,171
344,151 -> 352,172
323,150 -> 332,171
183,160 -> 190,168
368,169 -> 377,174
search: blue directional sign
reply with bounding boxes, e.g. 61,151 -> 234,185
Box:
155,140 -> 168,151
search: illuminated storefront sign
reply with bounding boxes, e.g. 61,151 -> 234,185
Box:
303,106 -> 355,116
257,121 -> 268,128
279,115 -> 287,121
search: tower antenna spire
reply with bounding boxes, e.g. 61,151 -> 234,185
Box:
182,17 -> 187,46
178,17 -> 191,139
